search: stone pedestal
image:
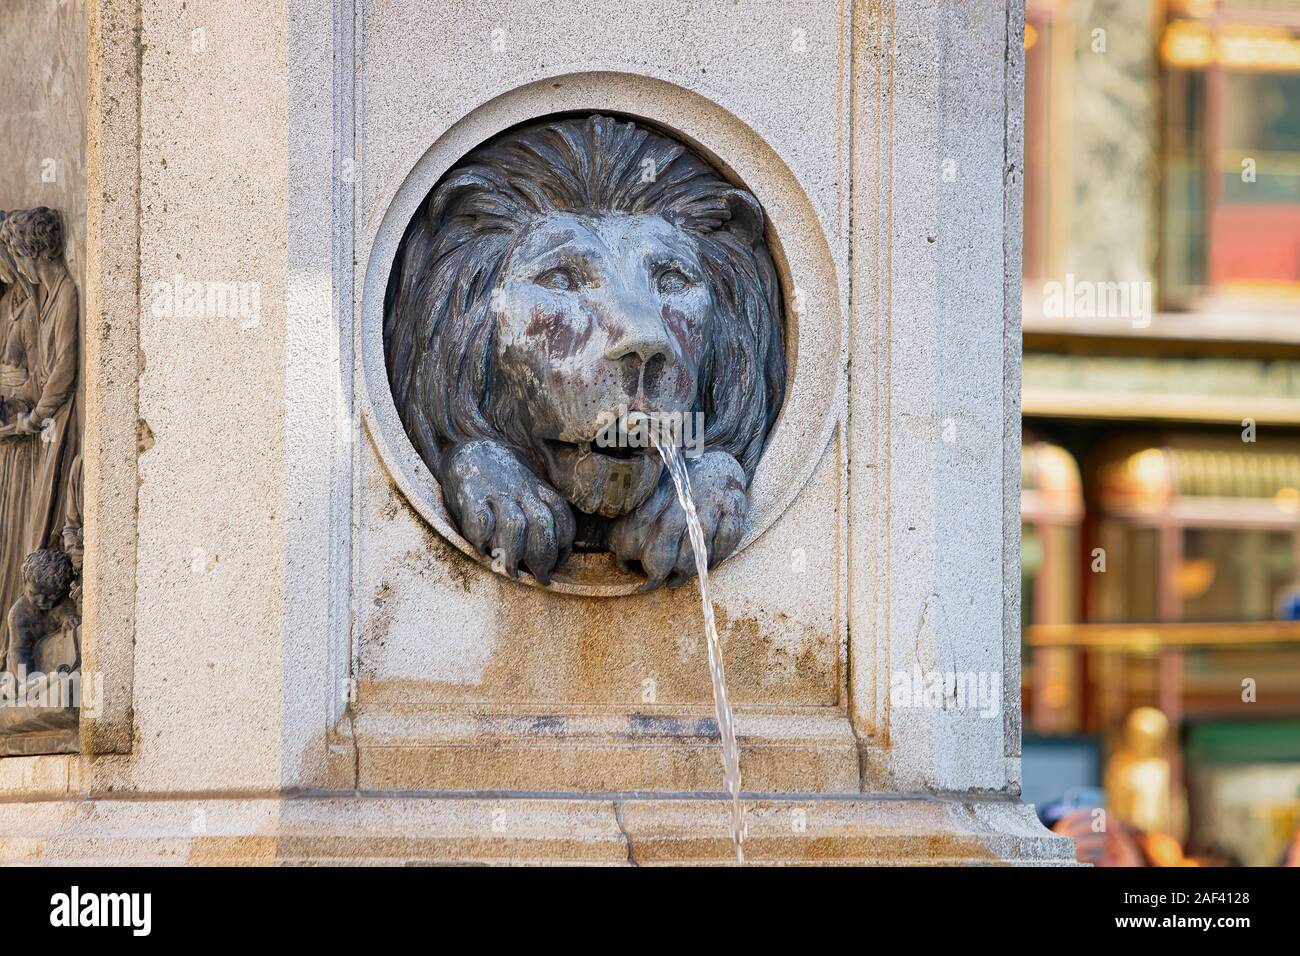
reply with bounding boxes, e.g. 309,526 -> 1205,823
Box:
0,0 -> 1074,866
0,795 -> 1069,866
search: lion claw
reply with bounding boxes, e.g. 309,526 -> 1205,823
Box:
439,440 -> 576,584
609,450 -> 748,588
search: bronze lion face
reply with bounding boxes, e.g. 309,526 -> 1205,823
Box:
385,115 -> 785,589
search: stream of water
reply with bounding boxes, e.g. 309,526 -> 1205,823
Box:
647,427 -> 747,864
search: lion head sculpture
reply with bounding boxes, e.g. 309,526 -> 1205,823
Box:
385,114 -> 785,589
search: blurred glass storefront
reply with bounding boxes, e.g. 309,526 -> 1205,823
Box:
1021,0 -> 1300,866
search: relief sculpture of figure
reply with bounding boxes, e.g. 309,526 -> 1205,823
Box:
5,549 -> 78,682
0,212 -> 44,663
385,115 -> 786,589
0,208 -> 79,664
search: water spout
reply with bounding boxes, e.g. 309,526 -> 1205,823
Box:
630,412 -> 747,863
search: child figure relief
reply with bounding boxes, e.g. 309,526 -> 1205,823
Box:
6,549 -> 79,683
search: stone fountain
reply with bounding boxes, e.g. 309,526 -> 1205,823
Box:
0,0 -> 1074,865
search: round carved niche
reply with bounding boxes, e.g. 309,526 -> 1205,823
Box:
362,79 -> 844,597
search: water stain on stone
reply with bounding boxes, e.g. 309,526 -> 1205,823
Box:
360,568 -> 838,712
418,526 -> 478,593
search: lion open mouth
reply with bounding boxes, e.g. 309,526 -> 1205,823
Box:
543,437 -> 644,461
589,439 -> 640,460
537,432 -> 663,518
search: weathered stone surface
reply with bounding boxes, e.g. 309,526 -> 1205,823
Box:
80,0 -> 141,756
0,794 -> 1074,866
331,711 -> 860,794
351,16 -> 851,792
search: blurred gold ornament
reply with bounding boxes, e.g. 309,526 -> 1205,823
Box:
1105,707 -> 1176,837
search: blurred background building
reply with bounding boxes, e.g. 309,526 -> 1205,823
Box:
1021,0 -> 1300,866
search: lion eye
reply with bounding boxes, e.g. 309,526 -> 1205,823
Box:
536,268 -> 580,292
657,268 -> 691,295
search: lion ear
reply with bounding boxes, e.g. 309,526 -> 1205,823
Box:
722,188 -> 765,247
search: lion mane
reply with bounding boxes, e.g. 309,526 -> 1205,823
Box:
385,113 -> 785,494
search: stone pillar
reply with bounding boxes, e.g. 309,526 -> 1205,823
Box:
0,0 -> 1074,865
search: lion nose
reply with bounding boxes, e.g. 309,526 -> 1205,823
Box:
605,322 -> 673,396
606,331 -> 670,365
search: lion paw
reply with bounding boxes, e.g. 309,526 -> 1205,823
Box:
439,440 -> 577,584
609,451 -> 748,589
